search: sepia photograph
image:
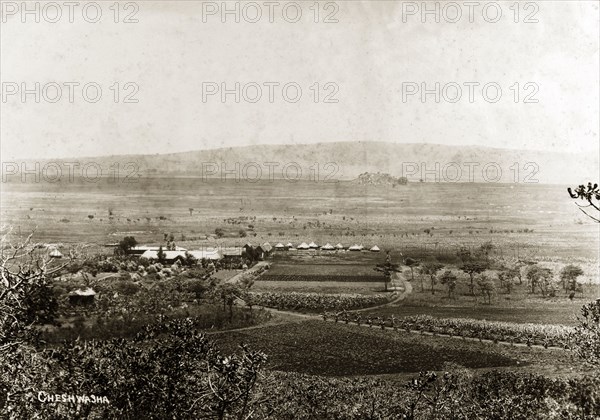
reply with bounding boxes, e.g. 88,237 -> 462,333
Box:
1,1 -> 599,418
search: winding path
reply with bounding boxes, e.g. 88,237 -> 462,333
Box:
225,261 -> 270,284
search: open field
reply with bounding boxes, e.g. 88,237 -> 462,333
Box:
2,178 -> 598,264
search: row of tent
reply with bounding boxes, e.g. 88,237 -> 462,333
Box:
269,242 -> 381,252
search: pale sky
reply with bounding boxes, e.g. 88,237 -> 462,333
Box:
1,1 -> 598,160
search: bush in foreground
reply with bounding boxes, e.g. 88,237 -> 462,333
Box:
2,318 -> 267,419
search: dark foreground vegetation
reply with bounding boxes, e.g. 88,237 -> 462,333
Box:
256,370 -> 600,420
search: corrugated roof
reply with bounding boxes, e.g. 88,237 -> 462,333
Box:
140,249 -> 221,261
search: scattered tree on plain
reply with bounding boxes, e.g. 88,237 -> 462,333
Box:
526,265 -> 554,296
560,264 -> 584,293
213,283 -> 244,320
477,274 -> 496,304
497,269 -> 517,294
421,260 -> 444,295
404,257 -> 419,283
439,270 -> 458,299
457,247 -> 490,296
374,252 -> 400,292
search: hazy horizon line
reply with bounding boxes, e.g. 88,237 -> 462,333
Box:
3,139 -> 597,162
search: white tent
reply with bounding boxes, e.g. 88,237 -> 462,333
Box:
297,242 -> 310,250
335,243 -> 345,250
348,244 -> 362,251
49,248 -> 63,258
275,243 -> 285,249
370,245 -> 381,252
286,242 -> 294,248
308,241 -> 319,249
321,243 -> 335,250
70,287 -> 96,296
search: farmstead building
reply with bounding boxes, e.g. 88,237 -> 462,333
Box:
140,249 -> 221,263
130,245 -> 187,256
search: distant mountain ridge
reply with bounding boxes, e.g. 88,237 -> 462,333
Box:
6,142 -> 598,185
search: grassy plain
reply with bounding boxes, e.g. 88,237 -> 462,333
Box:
2,178 -> 598,264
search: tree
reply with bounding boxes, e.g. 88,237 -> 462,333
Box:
417,267 -> 426,293
439,270 -> 457,299
239,273 -> 255,291
560,264 -> 584,292
421,261 -> 444,295
457,247 -> 489,296
497,269 -> 516,294
157,246 -> 167,264
183,251 -> 198,267
525,265 -> 553,295
189,208 -> 194,216
509,264 -> 524,285
239,229 -> 247,238
568,182 -> 599,222
215,228 -> 225,238
1,231 -> 69,348
116,236 -> 137,255
0,229 -> 78,415
214,283 -> 243,320
404,257 -> 419,283
374,252 -> 400,292
539,274 -> 558,298
477,274 -> 496,304
479,241 -> 494,257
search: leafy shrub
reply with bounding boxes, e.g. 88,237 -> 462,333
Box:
5,318 -> 267,419
112,280 -> 140,296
